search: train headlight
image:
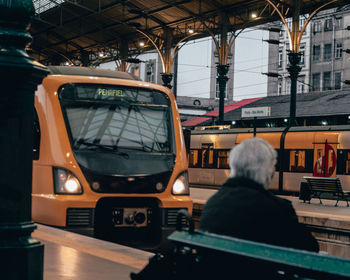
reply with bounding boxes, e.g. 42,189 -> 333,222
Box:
53,167 -> 83,194
172,172 -> 189,195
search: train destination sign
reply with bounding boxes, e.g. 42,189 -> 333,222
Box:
241,106 -> 271,118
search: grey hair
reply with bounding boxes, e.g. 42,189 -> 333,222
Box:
228,137 -> 277,189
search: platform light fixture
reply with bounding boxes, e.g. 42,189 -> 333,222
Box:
321,120 -> 328,126
231,120 -> 236,125
139,41 -> 145,47
188,28 -> 194,34
251,12 -> 258,19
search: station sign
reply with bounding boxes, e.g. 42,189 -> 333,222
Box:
241,106 -> 271,118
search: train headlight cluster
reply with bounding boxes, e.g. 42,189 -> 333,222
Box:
172,171 -> 189,195
53,167 -> 83,194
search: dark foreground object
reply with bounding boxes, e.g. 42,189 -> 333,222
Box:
132,210 -> 350,280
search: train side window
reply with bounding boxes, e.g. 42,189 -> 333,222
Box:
217,150 -> 230,169
345,152 -> 350,174
336,149 -> 349,175
275,149 -> 280,171
201,145 -> 214,168
189,149 -> 201,168
305,150 -> 314,173
289,150 -> 306,172
33,109 -> 41,160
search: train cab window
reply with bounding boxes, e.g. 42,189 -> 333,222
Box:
201,144 -> 214,168
217,150 -> 230,169
189,149 -> 201,168
33,109 -> 40,160
289,150 -> 306,172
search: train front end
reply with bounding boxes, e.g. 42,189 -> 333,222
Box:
32,68 -> 192,244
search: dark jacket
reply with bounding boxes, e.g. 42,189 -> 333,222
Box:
199,177 -> 319,252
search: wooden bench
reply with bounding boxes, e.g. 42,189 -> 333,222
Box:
303,176 -> 350,207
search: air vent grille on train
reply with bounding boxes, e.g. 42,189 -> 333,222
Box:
67,208 -> 94,227
164,208 -> 188,226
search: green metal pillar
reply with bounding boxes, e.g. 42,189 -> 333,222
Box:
0,0 -> 48,279
217,64 -> 229,125
287,52 -> 301,127
161,73 -> 173,89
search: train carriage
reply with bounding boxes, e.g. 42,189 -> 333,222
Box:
32,66 -> 192,243
188,125 -> 350,193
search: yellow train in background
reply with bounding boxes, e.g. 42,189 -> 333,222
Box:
188,125 -> 350,193
32,66 -> 192,243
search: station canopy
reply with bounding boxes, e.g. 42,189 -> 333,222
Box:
30,0 -> 348,65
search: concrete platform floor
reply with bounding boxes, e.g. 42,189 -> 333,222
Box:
33,225 -> 153,280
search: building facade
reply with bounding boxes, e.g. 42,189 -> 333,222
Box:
267,5 -> 350,96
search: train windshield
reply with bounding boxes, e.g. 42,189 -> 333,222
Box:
58,83 -> 172,154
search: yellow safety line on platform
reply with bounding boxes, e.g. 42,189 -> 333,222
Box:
33,230 -> 149,270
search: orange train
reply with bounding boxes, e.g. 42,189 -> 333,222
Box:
188,125 -> 350,192
32,66 -> 192,242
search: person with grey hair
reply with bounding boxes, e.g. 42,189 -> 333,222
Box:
199,137 -> 319,252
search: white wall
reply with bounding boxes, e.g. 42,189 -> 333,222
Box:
233,29 -> 269,100
176,38 -> 212,98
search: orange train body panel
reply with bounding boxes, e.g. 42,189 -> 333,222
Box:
188,126 -> 350,192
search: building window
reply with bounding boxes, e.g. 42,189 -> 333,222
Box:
297,76 -> 305,94
324,44 -> 332,61
335,72 -> 342,90
279,29 -> 284,38
278,79 -> 282,95
313,21 -> 322,33
278,48 -> 283,68
323,71 -> 331,91
312,73 -> 320,91
299,44 -> 305,66
335,17 -> 343,29
145,60 -> 155,83
335,42 -> 343,59
324,18 -> 333,31
313,45 -> 320,61
215,82 -> 228,99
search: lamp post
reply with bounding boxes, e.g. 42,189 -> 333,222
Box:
266,0 -> 336,127
287,52 -> 302,126
217,64 -> 229,124
0,0 -> 48,279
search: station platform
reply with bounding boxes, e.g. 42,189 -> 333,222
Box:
190,187 -> 350,258
31,188 -> 350,279
32,224 -> 153,280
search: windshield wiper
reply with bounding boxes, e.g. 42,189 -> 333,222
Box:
75,139 -> 129,158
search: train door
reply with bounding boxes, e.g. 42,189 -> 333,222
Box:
313,141 -> 337,177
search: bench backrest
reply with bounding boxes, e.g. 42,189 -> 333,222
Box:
303,176 -> 343,193
168,230 -> 350,279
